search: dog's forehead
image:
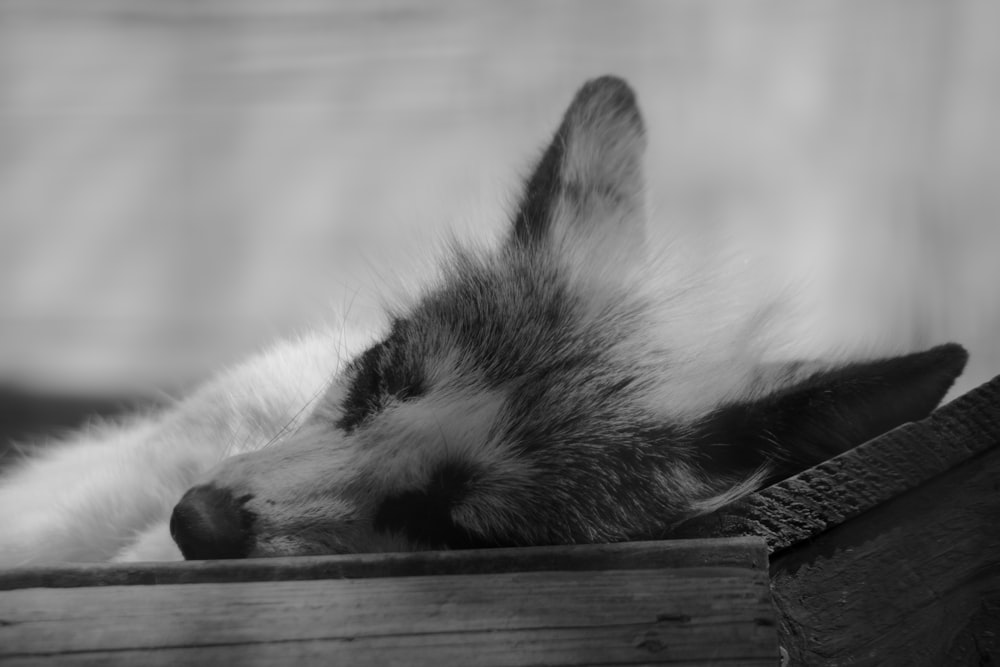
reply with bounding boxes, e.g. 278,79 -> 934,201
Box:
330,245 -> 669,458
406,251 -> 631,385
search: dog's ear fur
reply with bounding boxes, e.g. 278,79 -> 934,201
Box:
694,343 -> 969,482
509,76 -> 647,273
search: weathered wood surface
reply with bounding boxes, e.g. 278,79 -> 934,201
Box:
676,372 -> 1000,552
0,537 -> 778,666
771,437 -> 1000,665
0,536 -> 765,590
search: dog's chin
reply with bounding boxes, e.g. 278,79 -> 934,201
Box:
245,531 -> 423,559
242,536 -> 326,559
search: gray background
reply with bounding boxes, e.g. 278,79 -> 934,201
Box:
1,0 -> 997,409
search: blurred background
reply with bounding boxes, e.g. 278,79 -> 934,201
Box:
1,0 -> 998,448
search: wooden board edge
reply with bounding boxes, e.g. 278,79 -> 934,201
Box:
0,535 -> 768,589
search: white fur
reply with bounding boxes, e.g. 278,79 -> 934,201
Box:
0,330 -> 361,565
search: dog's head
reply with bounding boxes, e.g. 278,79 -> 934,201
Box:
170,77 -> 966,559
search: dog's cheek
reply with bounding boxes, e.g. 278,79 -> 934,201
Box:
368,459 -> 499,550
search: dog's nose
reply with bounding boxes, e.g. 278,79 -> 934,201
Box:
170,484 -> 253,559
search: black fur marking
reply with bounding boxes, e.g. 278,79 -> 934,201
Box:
691,343 -> 969,482
336,342 -> 386,432
336,319 -> 426,433
372,460 -> 494,549
511,123 -> 566,247
690,405 -> 781,478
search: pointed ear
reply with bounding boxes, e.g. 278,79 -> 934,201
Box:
509,76 -> 647,269
694,344 -> 969,481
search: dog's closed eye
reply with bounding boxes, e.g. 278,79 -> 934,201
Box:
337,320 -> 426,432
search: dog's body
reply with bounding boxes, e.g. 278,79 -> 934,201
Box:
0,77 -> 967,565
0,333 -> 346,563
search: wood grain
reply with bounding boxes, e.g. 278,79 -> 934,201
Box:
771,441 -> 1000,665
675,372 -> 1000,552
0,538 -> 777,667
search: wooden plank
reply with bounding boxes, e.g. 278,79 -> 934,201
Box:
0,536 -> 766,590
0,541 -> 778,666
675,372 -> 1000,552
770,440 -> 1000,665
